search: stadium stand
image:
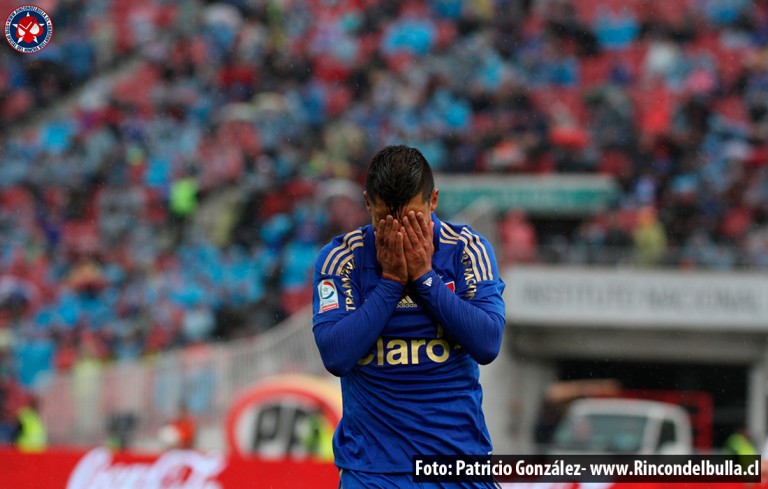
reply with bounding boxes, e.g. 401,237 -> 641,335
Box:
1,0 -> 768,434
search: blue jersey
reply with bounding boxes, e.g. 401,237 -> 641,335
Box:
312,214 -> 506,473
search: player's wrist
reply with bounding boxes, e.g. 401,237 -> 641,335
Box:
381,272 -> 407,286
410,268 -> 435,285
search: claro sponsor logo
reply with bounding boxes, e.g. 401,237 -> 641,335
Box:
358,336 -> 459,366
67,447 -> 225,489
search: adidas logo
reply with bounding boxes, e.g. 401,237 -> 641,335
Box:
423,277 -> 433,287
397,295 -> 419,309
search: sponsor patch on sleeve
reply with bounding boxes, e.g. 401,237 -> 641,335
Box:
318,279 -> 339,313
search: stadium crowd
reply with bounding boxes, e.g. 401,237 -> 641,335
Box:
2,0 -> 768,436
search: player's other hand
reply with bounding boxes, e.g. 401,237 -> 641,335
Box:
402,211 -> 434,281
375,215 -> 408,285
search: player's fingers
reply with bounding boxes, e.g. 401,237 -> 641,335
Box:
388,220 -> 399,252
408,212 -> 425,242
402,225 -> 414,253
402,214 -> 419,246
416,212 -> 431,240
383,215 -> 393,239
390,221 -> 399,253
375,219 -> 386,245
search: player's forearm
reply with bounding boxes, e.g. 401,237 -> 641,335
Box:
411,270 -> 504,365
313,278 -> 404,376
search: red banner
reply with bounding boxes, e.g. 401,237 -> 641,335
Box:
0,447 -> 763,489
0,447 -> 339,489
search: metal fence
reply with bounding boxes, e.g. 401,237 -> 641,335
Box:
40,308 -> 324,449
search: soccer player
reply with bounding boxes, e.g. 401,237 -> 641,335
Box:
312,145 -> 506,488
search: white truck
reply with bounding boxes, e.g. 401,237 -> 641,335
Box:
549,398 -> 694,455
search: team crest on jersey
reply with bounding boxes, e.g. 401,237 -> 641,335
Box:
5,5 -> 53,54
318,279 -> 339,313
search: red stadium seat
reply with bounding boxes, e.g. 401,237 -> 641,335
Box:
0,186 -> 34,212
714,96 -> 750,125
61,221 -> 101,252
629,84 -> 679,135
579,55 -> 613,87
573,0 -> 642,23
530,87 -> 587,126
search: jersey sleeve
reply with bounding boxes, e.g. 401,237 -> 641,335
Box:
411,226 -> 506,364
312,231 -> 404,376
312,232 -> 362,325
454,226 -> 506,319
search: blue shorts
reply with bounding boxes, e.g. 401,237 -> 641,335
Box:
338,469 -> 501,489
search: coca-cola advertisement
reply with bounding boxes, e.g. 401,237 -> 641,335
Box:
66,448 -> 226,489
1,447 -> 764,489
0,447 -> 341,488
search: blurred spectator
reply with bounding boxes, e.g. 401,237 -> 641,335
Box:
594,5 -> 640,51
542,0 -> 599,57
158,401 -> 197,451
604,210 -> 634,249
722,426 -> 758,471
182,302 -> 215,344
14,395 -> 46,453
644,34 -> 684,85
12,330 -> 54,389
0,351 -> 23,445
0,407 -> 17,444
169,174 -> 199,245
699,0 -> 751,27
72,339 -> 103,441
106,412 -> 138,451
633,206 -> 668,266
585,86 -> 636,152
498,209 -> 537,265
682,230 -> 736,269
303,411 -> 335,462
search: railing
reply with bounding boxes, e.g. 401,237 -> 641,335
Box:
40,308 -> 324,449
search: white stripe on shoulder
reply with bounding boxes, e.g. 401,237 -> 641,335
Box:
324,237 -> 363,275
321,230 -> 362,275
331,243 -> 362,275
461,228 -> 493,281
458,235 -> 483,281
439,227 -> 459,245
441,223 -> 462,239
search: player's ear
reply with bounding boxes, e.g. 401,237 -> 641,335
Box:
363,191 -> 372,213
429,189 -> 438,212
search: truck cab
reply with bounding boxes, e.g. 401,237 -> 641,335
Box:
549,398 -> 693,455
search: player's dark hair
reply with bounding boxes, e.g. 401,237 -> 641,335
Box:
365,145 -> 434,218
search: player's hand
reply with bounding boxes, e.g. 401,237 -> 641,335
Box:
375,215 -> 408,285
402,211 -> 434,281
